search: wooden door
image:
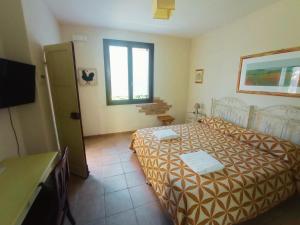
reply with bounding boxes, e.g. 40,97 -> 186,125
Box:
44,42 -> 89,178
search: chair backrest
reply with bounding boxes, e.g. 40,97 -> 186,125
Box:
53,147 -> 70,224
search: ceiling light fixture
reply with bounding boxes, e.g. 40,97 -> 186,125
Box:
153,0 -> 175,20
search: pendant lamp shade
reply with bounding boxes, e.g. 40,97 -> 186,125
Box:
153,0 -> 175,20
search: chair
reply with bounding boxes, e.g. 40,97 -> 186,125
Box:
53,147 -> 75,225
22,147 -> 75,225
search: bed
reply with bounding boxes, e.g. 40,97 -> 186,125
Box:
131,97 -> 300,225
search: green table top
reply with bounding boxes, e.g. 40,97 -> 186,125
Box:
0,152 -> 58,225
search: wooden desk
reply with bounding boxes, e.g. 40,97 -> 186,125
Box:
0,152 -> 58,225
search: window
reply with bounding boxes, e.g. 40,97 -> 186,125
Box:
103,39 -> 154,105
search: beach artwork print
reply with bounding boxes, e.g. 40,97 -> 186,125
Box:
237,47 -> 300,97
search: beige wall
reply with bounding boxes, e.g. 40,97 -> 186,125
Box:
0,0 -> 32,64
21,0 -> 61,153
0,0 -> 31,160
0,36 -> 20,161
60,25 -> 191,136
0,37 -> 5,57
187,0 -> 300,115
0,0 -> 61,160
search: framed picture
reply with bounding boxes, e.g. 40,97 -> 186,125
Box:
237,47 -> 300,97
78,68 -> 97,86
195,69 -> 204,83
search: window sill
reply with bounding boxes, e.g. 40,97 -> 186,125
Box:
106,99 -> 153,106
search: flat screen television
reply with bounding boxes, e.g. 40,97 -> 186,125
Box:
0,58 -> 36,109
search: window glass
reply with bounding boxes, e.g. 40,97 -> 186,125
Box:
132,48 -> 150,100
109,46 -> 129,100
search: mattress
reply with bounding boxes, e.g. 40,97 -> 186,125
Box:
131,121 -> 299,225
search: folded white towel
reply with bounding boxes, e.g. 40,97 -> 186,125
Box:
153,129 -> 180,141
180,151 -> 224,175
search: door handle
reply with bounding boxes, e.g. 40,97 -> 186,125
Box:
70,112 -> 81,120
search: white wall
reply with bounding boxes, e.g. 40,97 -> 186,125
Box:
187,0 -> 300,115
60,25 -> 191,136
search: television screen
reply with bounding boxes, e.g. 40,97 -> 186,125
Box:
0,58 -> 36,108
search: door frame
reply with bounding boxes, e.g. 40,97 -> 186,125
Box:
70,41 -> 89,178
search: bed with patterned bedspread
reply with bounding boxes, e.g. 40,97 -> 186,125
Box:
130,118 -> 300,225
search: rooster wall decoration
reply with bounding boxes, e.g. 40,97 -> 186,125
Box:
78,68 -> 97,86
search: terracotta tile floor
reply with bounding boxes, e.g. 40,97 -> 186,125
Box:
65,132 -> 300,225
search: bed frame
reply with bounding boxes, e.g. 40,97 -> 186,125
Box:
211,97 -> 253,128
250,105 -> 300,145
211,97 -> 300,145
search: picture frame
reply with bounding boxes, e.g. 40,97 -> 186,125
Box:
195,69 -> 204,83
237,47 -> 300,97
77,68 -> 97,86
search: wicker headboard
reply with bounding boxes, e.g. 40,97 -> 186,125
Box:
249,105 -> 300,145
211,97 -> 253,128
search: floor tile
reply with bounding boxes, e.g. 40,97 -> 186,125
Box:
119,151 -> 137,162
135,201 -> 173,225
125,171 -> 146,188
106,209 -> 138,225
100,154 -> 121,165
87,218 -> 106,225
121,160 -> 140,173
74,217 -> 106,225
88,163 -> 103,174
101,163 -> 124,178
103,174 -> 127,193
105,189 -> 133,216
98,148 -> 119,157
77,175 -> 105,196
129,184 -> 157,207
115,145 -> 132,153
74,192 -> 105,224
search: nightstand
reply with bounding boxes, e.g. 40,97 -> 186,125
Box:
157,115 -> 175,126
185,112 -> 206,123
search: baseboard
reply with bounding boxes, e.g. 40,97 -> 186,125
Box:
84,130 -> 135,139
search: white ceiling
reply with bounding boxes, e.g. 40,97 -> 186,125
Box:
44,0 -> 279,38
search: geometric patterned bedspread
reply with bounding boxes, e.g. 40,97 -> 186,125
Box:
131,122 -> 297,225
